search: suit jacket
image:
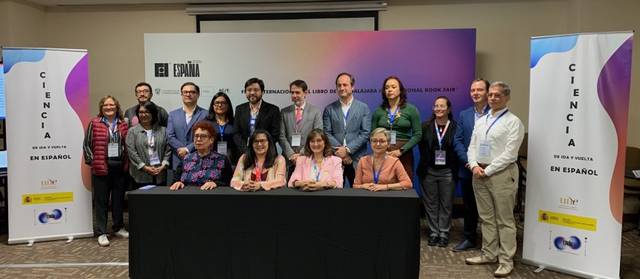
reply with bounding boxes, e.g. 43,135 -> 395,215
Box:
233,100 -> 281,155
322,98 -> 371,164
125,124 -> 172,184
166,105 -> 208,168
278,102 -> 323,159
453,105 -> 489,179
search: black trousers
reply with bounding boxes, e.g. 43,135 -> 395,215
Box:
460,176 -> 478,242
92,165 -> 126,235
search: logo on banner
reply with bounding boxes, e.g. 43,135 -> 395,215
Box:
552,235 -> 585,255
40,178 -> 58,189
559,196 -> 579,210
154,60 -> 201,78
36,208 -> 65,224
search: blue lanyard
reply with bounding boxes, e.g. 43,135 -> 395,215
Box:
387,107 -> 400,127
249,116 -> 256,134
312,160 -> 321,182
218,124 -> 226,139
485,109 -> 509,137
435,120 -> 451,149
372,157 -> 385,184
102,117 -> 118,141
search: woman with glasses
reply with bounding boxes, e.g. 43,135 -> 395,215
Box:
417,96 -> 459,247
126,102 -> 171,188
169,121 -> 232,190
231,129 -> 286,191
371,76 -> 422,179
288,129 -> 343,191
205,91 -> 238,163
353,128 -> 412,191
83,95 -> 129,247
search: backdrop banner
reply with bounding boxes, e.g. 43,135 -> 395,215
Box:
523,31 -> 633,279
144,29 -> 476,187
4,47 -> 93,244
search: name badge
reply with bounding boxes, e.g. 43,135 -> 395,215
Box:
291,134 -> 302,147
108,143 -> 119,158
390,131 -> 397,145
149,151 -> 161,165
435,150 -> 446,165
217,141 -> 228,156
479,141 -> 491,159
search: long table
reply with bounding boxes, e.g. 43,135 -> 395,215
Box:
128,186 -> 420,279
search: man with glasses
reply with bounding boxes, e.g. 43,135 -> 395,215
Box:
124,82 -> 169,127
464,81 -> 525,278
167,82 -> 208,180
233,77 -> 281,156
278,80 -> 323,178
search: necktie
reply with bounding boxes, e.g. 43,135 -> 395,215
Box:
295,107 -> 302,123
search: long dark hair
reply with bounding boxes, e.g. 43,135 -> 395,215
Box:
303,129 -> 333,157
428,95 -> 454,124
136,101 -> 159,126
243,129 -> 277,170
380,76 -> 407,109
206,91 -> 234,123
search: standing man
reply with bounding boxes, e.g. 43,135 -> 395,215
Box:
464,81 -> 524,278
279,80 -> 323,178
323,72 -> 371,187
124,82 -> 169,127
167,82 -> 208,175
452,79 -> 491,252
233,77 -> 281,155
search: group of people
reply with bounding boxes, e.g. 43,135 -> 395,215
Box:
83,73 -> 524,278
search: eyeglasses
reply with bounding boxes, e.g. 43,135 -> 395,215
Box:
194,134 -> 210,140
433,105 -> 448,109
253,139 -> 268,145
138,110 -> 151,115
371,139 -> 387,144
181,90 -> 198,96
136,89 -> 150,94
213,101 -> 227,107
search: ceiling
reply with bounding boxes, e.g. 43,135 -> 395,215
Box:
24,0 -> 361,7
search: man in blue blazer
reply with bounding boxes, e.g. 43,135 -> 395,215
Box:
233,77 -> 281,156
167,82 -> 208,173
323,72 -> 371,188
452,78 -> 491,251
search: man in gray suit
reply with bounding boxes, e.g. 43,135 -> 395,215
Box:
323,72 -> 371,187
279,80 -> 323,178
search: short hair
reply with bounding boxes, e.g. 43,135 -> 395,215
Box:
97,95 -> 124,120
206,91 -> 235,124
244,77 -> 265,92
370,127 -> 390,142
136,101 -> 159,126
180,82 -> 200,93
472,78 -> 490,91
303,129 -> 333,157
134,82 -> 152,94
380,76 -> 407,109
289,80 -> 308,92
191,121 -> 218,142
335,72 -> 355,86
490,81 -> 511,96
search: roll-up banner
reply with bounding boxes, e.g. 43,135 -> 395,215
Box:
523,32 -> 633,278
3,47 -> 93,244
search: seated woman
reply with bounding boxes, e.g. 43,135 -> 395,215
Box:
169,121 -> 232,190
353,127 -> 413,191
231,130 -> 286,191
288,129 -> 343,191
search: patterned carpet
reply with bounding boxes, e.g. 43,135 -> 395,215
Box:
1,216 -> 639,279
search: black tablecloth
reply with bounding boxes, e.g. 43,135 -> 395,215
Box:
128,186 -> 420,279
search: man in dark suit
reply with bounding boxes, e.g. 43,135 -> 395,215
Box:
167,82 -> 208,174
323,72 -> 371,188
452,78 -> 490,252
233,77 -> 281,156
279,80 -> 323,178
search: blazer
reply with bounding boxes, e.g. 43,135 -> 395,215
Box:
123,101 -> 169,128
125,124 -> 172,184
233,101 -> 281,155
354,155 -> 412,189
278,102 -> 323,159
322,98 -> 371,164
166,105 -> 208,168
288,155 -> 343,188
417,119 -> 458,180
453,105 -> 489,179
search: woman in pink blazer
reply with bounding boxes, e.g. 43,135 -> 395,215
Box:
288,129 -> 343,190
